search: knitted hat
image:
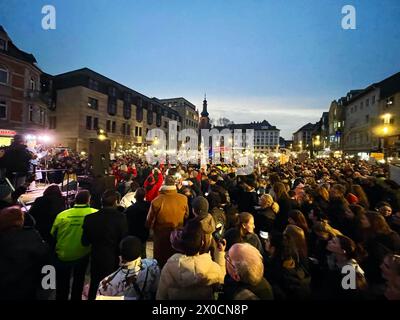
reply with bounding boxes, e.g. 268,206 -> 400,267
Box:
192,196 -> 209,217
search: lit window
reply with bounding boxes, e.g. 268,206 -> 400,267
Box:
0,100 -> 6,119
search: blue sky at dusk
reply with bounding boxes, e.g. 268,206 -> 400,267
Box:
1,0 -> 400,139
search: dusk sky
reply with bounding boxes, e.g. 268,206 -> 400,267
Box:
2,0 -> 400,139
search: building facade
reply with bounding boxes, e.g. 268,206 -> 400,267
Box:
216,120 -> 280,153
293,122 -> 318,152
159,97 -> 199,131
343,87 -> 380,155
0,26 -> 50,146
50,68 -> 182,152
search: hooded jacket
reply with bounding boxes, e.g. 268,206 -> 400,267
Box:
156,250 -> 225,300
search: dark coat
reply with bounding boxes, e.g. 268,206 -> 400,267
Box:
82,207 -> 128,278
274,196 -> 293,232
124,200 -> 150,243
224,228 -> 264,255
2,143 -> 33,174
0,227 -> 49,300
237,190 -> 258,214
222,275 -> 274,300
28,195 -> 65,246
254,207 -> 275,233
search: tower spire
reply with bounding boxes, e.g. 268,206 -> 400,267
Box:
201,93 -> 209,117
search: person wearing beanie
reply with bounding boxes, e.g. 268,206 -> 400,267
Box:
97,236 -> 160,299
189,196 -> 216,255
146,174 -> 189,268
157,219 -> 226,300
0,206 -> 49,300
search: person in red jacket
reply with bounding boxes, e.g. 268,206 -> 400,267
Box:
144,168 -> 163,202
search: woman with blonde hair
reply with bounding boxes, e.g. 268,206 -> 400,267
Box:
254,194 -> 279,233
273,182 -> 293,232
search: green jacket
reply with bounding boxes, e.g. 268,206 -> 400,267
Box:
51,204 -> 98,261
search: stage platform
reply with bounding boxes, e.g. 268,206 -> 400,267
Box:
19,183 -> 78,207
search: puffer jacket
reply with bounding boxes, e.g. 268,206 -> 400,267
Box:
156,250 -> 225,300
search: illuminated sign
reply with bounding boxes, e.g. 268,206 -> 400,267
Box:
0,129 -> 17,136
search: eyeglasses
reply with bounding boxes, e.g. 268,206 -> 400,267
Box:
225,253 -> 236,269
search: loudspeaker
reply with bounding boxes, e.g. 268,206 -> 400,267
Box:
88,139 -> 111,177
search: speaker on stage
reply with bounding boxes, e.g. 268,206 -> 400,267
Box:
88,139 -> 111,177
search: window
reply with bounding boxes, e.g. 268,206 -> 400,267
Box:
49,116 -> 56,129
88,97 -> 98,110
29,105 -> 34,122
122,123 -> 126,135
112,121 -> 116,133
106,120 -> 111,132
147,105 -> 153,125
88,79 -> 99,91
0,66 -> 8,84
30,77 -> 36,90
366,115 -> 369,123
139,127 -> 142,137
0,100 -> 6,119
109,87 -> 116,97
390,118 -> 395,124
108,99 -> 117,115
366,98 -> 369,107
372,96 -> 376,104
127,124 -> 131,136
93,117 -> 99,130
123,101 -> 131,119
135,126 -> 139,136
164,121 -> 168,129
86,116 -> 92,130
0,38 -> 7,51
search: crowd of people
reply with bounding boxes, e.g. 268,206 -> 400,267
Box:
1,136 -> 400,300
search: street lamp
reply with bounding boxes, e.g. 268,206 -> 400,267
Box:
97,129 -> 107,141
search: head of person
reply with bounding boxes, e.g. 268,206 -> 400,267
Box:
134,188 -> 146,202
226,243 -> 264,286
273,182 -> 289,200
102,190 -> 120,208
288,210 -> 309,234
259,194 -> 273,209
381,254 -> 400,283
12,134 -> 25,146
326,235 -> 358,261
43,184 -> 62,198
75,189 -> 91,205
192,196 -> 209,218
366,211 -> 392,235
313,220 -> 342,240
0,206 -> 24,232
206,191 -> 222,209
283,224 -> 308,259
329,184 -> 346,200
119,236 -> 142,263
237,212 -> 255,237
376,201 -> 392,218
164,175 -> 176,187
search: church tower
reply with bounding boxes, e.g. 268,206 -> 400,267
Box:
199,94 -> 211,130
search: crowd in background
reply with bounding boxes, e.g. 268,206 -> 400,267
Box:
1,135 -> 400,300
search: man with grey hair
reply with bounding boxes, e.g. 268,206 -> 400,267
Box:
222,243 -> 274,300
